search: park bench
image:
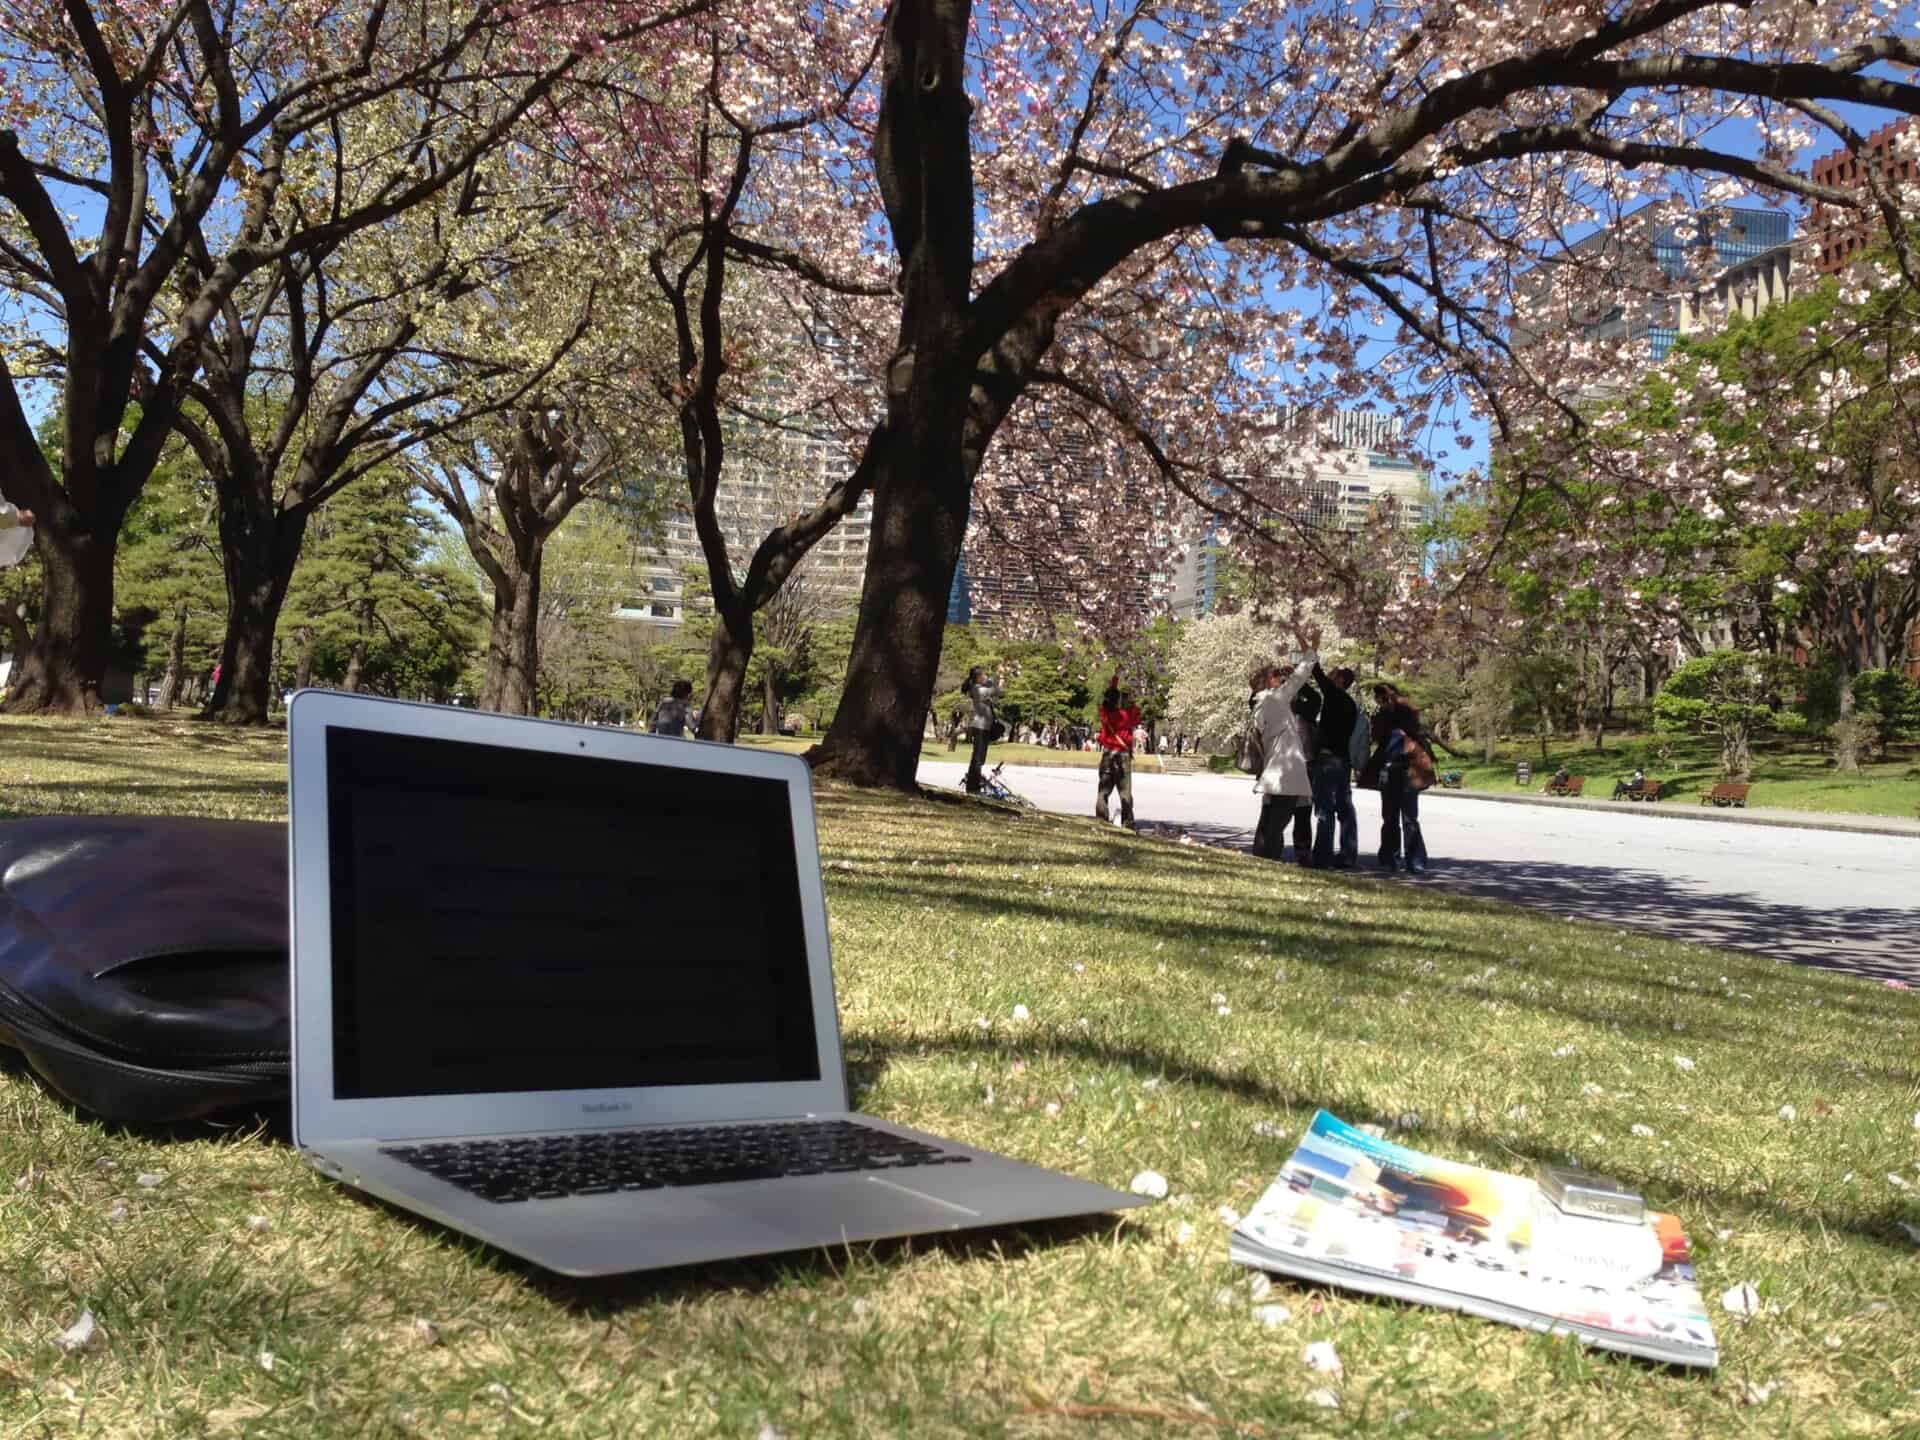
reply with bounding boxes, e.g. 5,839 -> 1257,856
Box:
1701,782 -> 1751,808
1633,780 -> 1665,802
1543,775 -> 1586,797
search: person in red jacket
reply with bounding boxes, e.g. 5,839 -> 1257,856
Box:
1095,674 -> 1142,831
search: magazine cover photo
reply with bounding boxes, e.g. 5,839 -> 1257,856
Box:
1232,1111 -> 1717,1366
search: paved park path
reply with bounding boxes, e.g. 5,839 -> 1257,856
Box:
916,759 -> 1920,984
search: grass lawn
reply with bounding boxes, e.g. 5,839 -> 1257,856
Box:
3,713 -> 1918,1436
1429,732 -> 1920,819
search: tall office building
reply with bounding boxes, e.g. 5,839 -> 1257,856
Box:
612,432 -> 875,630
1164,409 -> 1429,622
1810,117 -> 1919,274
1512,204 -> 1795,368
952,400 -> 1173,628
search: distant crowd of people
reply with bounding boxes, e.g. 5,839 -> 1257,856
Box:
1247,653 -> 1435,873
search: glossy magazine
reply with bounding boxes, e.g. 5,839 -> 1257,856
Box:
1231,1110 -> 1717,1367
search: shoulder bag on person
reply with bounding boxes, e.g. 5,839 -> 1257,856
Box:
1236,714 -> 1264,774
0,815 -> 289,1123
1407,734 -> 1438,791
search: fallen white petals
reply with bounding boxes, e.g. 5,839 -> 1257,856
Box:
54,1310 -> 98,1354
1129,1170 -> 1169,1199
1171,1221 -> 1196,1246
1216,1205 -> 1242,1227
246,1214 -> 271,1234
93,1157 -> 117,1174
1889,1173 -> 1911,1190
1305,1387 -> 1340,1409
1631,1124 -> 1656,1138
1302,1340 -> 1344,1378
1735,1379 -> 1777,1406
1252,1120 -> 1287,1140
412,1317 -> 441,1346
1010,1004 -> 1030,1022
1581,1083 -> 1604,1098
759,1423 -> 787,1440
1253,1303 -> 1292,1328
135,1172 -> 163,1189
1211,992 -> 1227,1005
1216,1005 -> 1232,1017
1673,1056 -> 1695,1072
1777,1105 -> 1797,1122
257,1350 -> 276,1373
1721,1283 -> 1762,1317
485,1382 -> 514,1403
106,1200 -> 129,1224
1552,1045 -> 1575,1058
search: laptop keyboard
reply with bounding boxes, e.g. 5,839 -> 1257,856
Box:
380,1119 -> 971,1203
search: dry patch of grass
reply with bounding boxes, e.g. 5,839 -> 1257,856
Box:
2,714 -> 1917,1437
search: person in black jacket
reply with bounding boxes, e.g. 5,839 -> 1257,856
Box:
1309,662 -> 1361,868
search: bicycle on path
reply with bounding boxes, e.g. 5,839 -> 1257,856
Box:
976,761 -> 1034,810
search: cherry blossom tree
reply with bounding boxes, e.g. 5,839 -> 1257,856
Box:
705,0 -> 1920,791
0,0 -> 711,713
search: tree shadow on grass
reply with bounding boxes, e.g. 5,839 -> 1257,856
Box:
850,1028 -> 1920,1259
827,863 -> 1900,1059
1420,856 -> 1920,984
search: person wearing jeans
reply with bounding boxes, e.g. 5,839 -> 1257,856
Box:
1379,748 -> 1429,872
1309,662 -> 1362,868
1368,683 -> 1430,873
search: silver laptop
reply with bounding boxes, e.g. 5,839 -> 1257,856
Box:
287,691 -> 1141,1276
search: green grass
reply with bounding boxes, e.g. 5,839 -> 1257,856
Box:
1435,732 -> 1920,819
3,713 -> 1918,1436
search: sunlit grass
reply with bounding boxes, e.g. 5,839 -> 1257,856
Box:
3,713 -> 1917,1436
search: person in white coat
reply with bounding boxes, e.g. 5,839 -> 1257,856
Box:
0,500 -> 33,569
1250,652 -> 1317,863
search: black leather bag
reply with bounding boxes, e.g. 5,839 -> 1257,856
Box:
0,815 -> 290,1123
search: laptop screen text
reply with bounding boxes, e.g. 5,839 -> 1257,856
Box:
325,727 -> 822,1098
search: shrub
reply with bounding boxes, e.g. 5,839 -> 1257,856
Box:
1654,651 -> 1792,779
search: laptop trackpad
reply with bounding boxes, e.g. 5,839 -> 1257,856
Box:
719,1174 -> 981,1246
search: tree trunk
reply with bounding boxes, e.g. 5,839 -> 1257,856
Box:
1833,675 -> 1861,773
1722,722 -> 1753,780
293,627 -> 315,690
155,605 -> 189,708
812,422 -> 968,789
698,605 -> 755,743
761,662 -> 780,736
0,520 -> 116,715
342,636 -> 366,693
206,488 -> 311,724
480,549 -> 541,716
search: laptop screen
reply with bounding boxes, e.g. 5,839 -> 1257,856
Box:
324,727 -> 822,1098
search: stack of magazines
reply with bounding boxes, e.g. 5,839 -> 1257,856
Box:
1231,1110 -> 1717,1367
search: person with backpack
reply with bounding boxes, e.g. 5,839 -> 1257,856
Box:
1363,682 -> 1433,873
1094,673 -> 1141,830
650,679 -> 694,737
